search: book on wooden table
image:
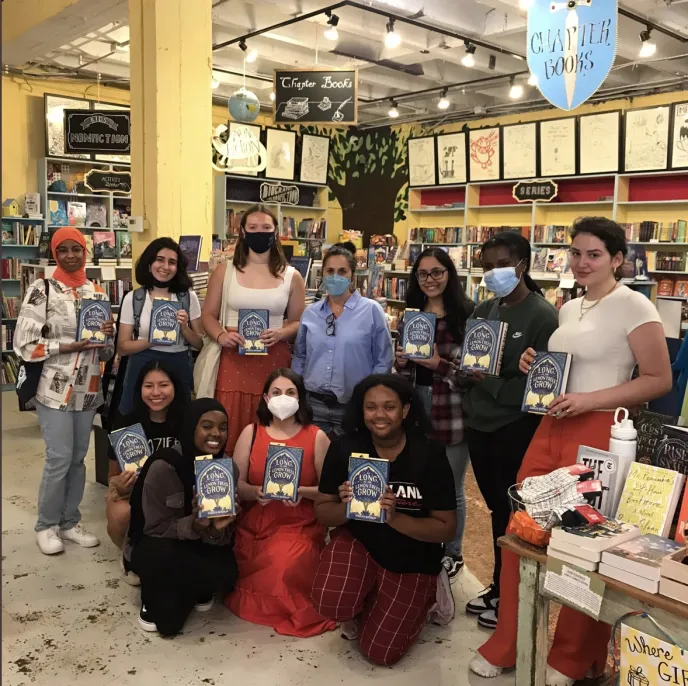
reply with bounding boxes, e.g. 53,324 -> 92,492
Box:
195,455 -> 236,518
546,544 -> 599,572
148,299 -> 181,346
549,520 -> 641,562
77,299 -> 111,343
346,453 -> 389,524
655,424 -> 688,476
401,310 -> 436,359
262,443 -> 303,503
575,445 -> 630,518
237,309 -> 269,356
675,480 -> 688,544
634,410 -> 680,466
179,235 -> 202,272
522,352 -> 572,415
108,423 -> 149,473
460,318 -> 508,377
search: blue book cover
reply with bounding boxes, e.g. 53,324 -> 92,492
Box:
401,309 -> 436,359
459,318 -> 509,376
108,423 -> 149,473
195,456 -> 236,518
346,453 -> 389,524
522,352 -> 573,414
262,443 -> 303,502
148,298 -> 182,346
49,199 -> 68,226
238,308 -> 269,355
77,298 -> 111,344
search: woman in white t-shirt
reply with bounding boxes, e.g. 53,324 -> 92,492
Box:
117,238 -> 204,415
471,217 -> 672,685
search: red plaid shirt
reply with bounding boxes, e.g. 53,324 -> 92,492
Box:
394,316 -> 466,446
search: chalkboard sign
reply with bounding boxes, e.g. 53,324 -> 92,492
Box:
273,69 -> 357,126
512,179 -> 558,203
64,109 -> 131,154
85,169 -> 132,195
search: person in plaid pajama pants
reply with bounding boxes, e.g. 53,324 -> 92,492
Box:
312,374 -> 457,666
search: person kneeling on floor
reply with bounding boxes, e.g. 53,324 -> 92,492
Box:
311,374 -> 457,666
125,399 -> 239,637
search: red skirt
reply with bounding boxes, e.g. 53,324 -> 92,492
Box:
214,341 -> 291,455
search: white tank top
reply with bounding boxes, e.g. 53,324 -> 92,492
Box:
225,265 -> 295,329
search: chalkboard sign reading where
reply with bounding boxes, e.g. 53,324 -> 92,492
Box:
274,69 -> 357,125
64,109 -> 131,154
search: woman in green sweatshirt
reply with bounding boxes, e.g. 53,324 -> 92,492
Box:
462,231 -> 558,630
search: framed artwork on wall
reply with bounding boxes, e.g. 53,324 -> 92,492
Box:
45,94 -> 91,159
299,133 -> 330,185
624,106 -> 670,172
578,111 -> 621,175
436,132 -> 467,185
539,117 -> 577,176
265,127 -> 296,181
469,127 -> 501,181
228,122 -> 262,177
407,136 -> 437,187
502,123 -> 537,179
670,101 -> 688,170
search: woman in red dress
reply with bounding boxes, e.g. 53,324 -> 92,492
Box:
227,368 -> 335,637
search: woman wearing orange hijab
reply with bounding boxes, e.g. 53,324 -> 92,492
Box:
14,227 -> 116,555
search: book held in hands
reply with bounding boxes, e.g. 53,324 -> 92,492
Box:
77,299 -> 111,343
195,455 -> 236,518
238,309 -> 269,356
262,444 -> 303,502
347,453 -> 389,524
401,310 -> 436,359
459,318 -> 508,376
522,352 -> 572,415
149,298 -> 181,346
108,423 -> 149,473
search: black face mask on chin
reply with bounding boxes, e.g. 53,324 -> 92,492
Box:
243,231 -> 275,254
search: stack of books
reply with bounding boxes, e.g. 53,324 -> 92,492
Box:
465,225 -> 524,243
190,271 -> 209,306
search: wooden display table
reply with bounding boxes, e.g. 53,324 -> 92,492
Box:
498,534 -> 688,686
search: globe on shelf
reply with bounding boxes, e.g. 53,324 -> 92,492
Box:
228,87 -> 260,123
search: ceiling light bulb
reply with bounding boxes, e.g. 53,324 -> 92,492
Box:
527,72 -> 538,86
519,0 -> 534,9
269,91 -> 275,101
384,19 -> 401,49
639,29 -> 656,58
509,82 -> 524,99
246,48 -> 258,63
388,103 -> 399,118
324,26 -> 339,40
438,95 -> 450,110
461,43 -> 476,68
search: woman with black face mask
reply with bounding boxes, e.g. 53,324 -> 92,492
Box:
201,205 -> 306,455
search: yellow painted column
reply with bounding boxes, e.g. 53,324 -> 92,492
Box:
129,0 -> 213,266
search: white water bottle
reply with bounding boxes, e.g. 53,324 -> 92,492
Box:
608,407 -> 637,517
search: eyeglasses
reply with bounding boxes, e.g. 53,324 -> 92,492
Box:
416,268 -> 448,283
325,313 -> 336,337
56,246 -> 84,256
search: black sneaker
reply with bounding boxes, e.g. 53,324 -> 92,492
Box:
194,595 -> 215,612
441,554 -> 464,581
138,606 -> 157,633
477,607 -> 499,630
466,584 -> 499,615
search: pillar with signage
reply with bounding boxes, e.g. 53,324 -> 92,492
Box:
128,0 -> 213,268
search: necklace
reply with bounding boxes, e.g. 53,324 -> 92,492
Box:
579,282 -> 618,321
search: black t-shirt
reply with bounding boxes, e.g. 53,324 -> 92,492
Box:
318,431 -> 456,575
108,412 -> 180,462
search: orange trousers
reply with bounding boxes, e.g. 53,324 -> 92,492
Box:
479,411 -> 615,680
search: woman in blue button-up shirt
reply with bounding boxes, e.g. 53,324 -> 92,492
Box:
292,244 -> 393,436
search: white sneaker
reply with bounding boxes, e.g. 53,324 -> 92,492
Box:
138,606 -> 157,633
194,596 -> 214,612
59,524 -> 100,548
546,665 -> 575,686
120,556 -> 140,587
36,527 -> 64,555
469,653 -> 503,678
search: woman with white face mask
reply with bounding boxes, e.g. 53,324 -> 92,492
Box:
227,368 -> 335,637
461,231 -> 558,630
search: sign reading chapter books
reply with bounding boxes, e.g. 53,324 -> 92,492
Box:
77,299 -> 111,343
238,309 -> 269,355
460,319 -> 508,376
149,299 -> 181,346
347,453 -> 389,524
195,456 -> 236,517
108,423 -> 149,473
522,351 -> 572,414
262,444 -> 303,502
401,310 -> 435,359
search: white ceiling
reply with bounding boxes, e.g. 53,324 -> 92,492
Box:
5,0 -> 688,127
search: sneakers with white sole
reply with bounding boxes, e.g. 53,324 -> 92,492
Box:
36,527 -> 64,555
466,584 -> 499,615
194,596 -> 214,612
59,524 -> 99,548
441,554 -> 464,581
477,608 -> 498,630
340,619 -> 359,640
138,606 -> 157,633
469,653 -> 503,678
120,555 -> 140,587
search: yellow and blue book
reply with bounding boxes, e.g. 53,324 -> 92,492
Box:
522,352 -> 572,414
238,309 -> 269,355
401,309 -> 436,359
346,453 -> 389,524
262,443 -> 303,502
77,299 -> 111,344
460,318 -> 508,376
195,455 -> 236,518
149,298 -> 181,346
108,423 -> 149,473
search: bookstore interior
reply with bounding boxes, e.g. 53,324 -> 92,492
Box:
2,0 -> 688,684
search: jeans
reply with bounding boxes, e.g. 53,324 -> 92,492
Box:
35,402 -> 97,532
417,385 -> 469,558
308,393 -> 347,437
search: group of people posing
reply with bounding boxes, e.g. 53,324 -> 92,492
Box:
13,207 -> 673,683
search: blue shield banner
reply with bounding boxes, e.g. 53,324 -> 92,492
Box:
528,0 -> 618,111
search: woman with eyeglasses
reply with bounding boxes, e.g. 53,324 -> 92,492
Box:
394,248 -> 474,581
292,243 -> 393,436
201,204 -> 306,455
461,231 -> 558,630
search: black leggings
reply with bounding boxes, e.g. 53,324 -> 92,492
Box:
131,536 -> 238,636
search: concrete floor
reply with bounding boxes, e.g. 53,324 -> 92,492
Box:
2,401 -> 515,686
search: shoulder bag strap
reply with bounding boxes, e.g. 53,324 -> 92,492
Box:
132,287 -> 147,339
219,260 -> 234,328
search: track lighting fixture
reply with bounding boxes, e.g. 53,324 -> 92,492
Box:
324,11 -> 340,41
639,28 -> 656,58
509,77 -> 524,99
384,18 -> 401,49
438,89 -> 450,110
461,42 -> 476,68
388,100 -> 399,118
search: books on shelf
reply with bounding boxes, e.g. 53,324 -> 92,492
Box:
383,276 -> 407,301
280,217 -> 326,240
23,193 -> 40,216
522,352 -> 572,415
116,231 -> 132,259
93,231 -> 117,261
85,203 -> 107,228
465,225 -> 525,244
49,199 -> 68,226
623,220 -> 687,243
2,221 -> 40,246
67,201 -> 86,227
90,277 -> 132,307
2,324 -> 14,352
408,227 -> 462,244
533,225 -> 571,244
646,250 -> 686,272
1,258 -> 20,279
226,208 -> 245,236
460,319 -> 508,376
1,352 -> 19,385
179,235 -> 202,272
112,203 -> 131,229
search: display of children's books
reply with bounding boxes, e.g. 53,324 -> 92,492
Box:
108,423 -> 149,473
86,203 -> 107,228
195,455 -> 236,518
346,453 -> 389,524
49,199 -> 68,226
149,298 -> 182,346
238,309 -> 269,355
116,231 -> 132,259
77,299 -> 111,343
262,444 -> 303,502
401,309 -> 436,359
522,352 -> 572,414
67,201 -> 86,227
460,318 -> 508,376
93,231 -> 117,260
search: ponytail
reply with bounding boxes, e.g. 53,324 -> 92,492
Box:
523,272 -> 543,295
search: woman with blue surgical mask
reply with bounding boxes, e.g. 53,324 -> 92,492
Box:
461,231 -> 558,631
292,243 -> 393,436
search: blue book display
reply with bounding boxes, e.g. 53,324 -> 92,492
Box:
459,318 -> 508,376
149,298 -> 181,346
195,456 -> 236,518
262,443 -> 303,502
401,309 -> 436,359
108,423 -> 149,473
77,299 -> 111,343
238,309 -> 269,355
346,453 -> 389,524
522,352 -> 573,414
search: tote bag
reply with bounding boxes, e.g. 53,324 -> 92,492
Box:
194,261 -> 234,398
